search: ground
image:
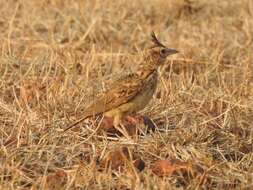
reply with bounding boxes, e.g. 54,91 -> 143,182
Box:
0,0 -> 253,189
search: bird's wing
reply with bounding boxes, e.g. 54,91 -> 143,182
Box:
83,74 -> 144,117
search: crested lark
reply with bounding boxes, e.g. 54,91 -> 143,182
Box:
64,32 -> 178,132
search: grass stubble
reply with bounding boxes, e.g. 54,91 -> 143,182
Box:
0,0 -> 253,189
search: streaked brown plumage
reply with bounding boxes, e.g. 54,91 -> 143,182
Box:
64,32 -> 178,132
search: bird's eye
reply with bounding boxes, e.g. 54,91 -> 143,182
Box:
160,49 -> 166,55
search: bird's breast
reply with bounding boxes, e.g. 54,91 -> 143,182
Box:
129,71 -> 158,112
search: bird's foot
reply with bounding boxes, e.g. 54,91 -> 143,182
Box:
99,115 -> 156,136
142,115 -> 156,133
97,116 -> 134,136
100,116 -> 119,134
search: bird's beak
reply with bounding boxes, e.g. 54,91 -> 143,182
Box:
165,48 -> 179,56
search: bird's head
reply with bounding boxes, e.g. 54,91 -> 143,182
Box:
145,32 -> 179,66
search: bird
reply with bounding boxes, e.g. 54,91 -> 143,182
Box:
64,32 -> 179,132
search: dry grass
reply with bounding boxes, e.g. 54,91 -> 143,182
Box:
1,0 -> 253,189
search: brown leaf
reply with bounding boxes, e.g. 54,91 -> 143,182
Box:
99,147 -> 145,173
133,158 -> 145,172
100,147 -> 130,170
151,159 -> 191,177
45,170 -> 67,190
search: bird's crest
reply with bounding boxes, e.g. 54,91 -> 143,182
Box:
150,31 -> 166,48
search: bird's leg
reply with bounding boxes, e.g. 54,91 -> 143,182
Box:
100,116 -> 115,132
112,113 -> 121,128
124,115 -> 140,125
142,115 -> 156,132
125,114 -> 156,133
113,114 -> 131,138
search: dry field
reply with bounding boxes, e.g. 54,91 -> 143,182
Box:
1,0 -> 253,189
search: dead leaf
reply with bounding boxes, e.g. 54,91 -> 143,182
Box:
151,159 -> 191,177
99,146 -> 145,172
100,147 -> 130,170
45,170 -> 67,190
133,158 -> 145,172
